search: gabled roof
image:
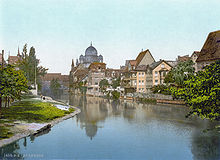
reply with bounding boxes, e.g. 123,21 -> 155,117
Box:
88,62 -> 106,68
149,60 -> 173,70
196,30 -> 220,62
129,60 -> 137,66
135,49 -> 155,66
191,51 -> 200,57
135,65 -> 149,71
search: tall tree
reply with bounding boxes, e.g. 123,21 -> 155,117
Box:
18,44 -> 48,89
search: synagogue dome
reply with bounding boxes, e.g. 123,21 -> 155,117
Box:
85,43 -> 98,56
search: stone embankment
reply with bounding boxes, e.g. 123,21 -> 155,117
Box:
122,92 -> 185,105
0,100 -> 81,148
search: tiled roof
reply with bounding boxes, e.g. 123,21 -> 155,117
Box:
191,51 -> 200,57
196,30 -> 220,62
8,56 -> 20,64
135,49 -> 155,66
177,55 -> 191,62
135,65 -> 149,71
149,60 -> 173,70
88,62 -> 106,70
129,60 -> 137,66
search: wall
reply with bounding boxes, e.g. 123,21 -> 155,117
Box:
152,62 -> 172,86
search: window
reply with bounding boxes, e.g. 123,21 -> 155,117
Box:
139,73 -> 141,76
139,80 -> 141,85
155,80 -> 158,85
95,82 -> 98,85
155,71 -> 158,77
142,80 -> 144,85
142,72 -> 144,76
161,64 -> 165,68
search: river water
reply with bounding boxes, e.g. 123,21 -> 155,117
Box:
0,95 -> 219,160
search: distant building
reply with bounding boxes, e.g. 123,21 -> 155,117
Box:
191,51 -> 200,72
76,43 -> 103,68
0,54 -> 6,65
177,55 -> 191,63
8,47 -> 21,65
41,73 -> 69,96
87,62 -> 106,96
196,30 -> 220,71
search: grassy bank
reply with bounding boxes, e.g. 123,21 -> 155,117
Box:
0,99 -> 75,140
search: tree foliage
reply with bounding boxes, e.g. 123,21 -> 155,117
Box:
164,60 -> 195,86
111,77 -> 121,89
99,79 -> 109,92
171,60 -> 220,121
0,65 -> 28,107
18,44 -> 48,88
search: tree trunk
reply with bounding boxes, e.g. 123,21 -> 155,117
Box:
0,97 -> 2,109
5,97 -> 7,107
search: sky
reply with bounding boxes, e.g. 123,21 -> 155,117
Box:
0,0 -> 220,74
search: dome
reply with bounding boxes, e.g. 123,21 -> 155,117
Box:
85,44 -> 98,56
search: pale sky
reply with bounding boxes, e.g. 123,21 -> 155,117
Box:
0,0 -> 220,74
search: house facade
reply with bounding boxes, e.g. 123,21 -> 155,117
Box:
151,60 -> 172,86
196,30 -> 220,71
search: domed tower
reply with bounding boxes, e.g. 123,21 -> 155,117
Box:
98,55 -> 103,62
85,42 -> 98,56
79,54 -> 84,63
77,42 -> 104,68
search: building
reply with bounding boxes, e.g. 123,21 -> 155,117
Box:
76,43 -> 103,68
196,30 -> 220,71
0,54 -> 6,65
177,55 -> 191,63
150,60 -> 173,86
87,62 -> 106,96
41,73 -> 70,96
122,49 -> 155,94
191,51 -> 200,72
135,65 -> 152,93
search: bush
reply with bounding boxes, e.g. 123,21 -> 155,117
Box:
151,85 -> 171,95
111,91 -> 120,100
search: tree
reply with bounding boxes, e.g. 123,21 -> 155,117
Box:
164,60 -> 195,87
171,60 -> 220,121
99,79 -> 109,93
111,77 -> 121,89
50,78 -> 61,98
18,44 -> 48,89
0,65 -> 28,107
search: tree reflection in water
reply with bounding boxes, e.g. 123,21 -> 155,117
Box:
69,94 -> 220,159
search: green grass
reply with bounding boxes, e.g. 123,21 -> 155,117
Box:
0,120 -> 14,140
0,100 -> 75,123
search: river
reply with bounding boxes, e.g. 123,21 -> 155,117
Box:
0,95 -> 219,160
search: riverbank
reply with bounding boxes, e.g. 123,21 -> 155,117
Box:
0,97 -> 81,148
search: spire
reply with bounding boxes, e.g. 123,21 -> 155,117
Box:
17,46 -> 21,57
71,59 -> 74,67
90,41 -> 92,46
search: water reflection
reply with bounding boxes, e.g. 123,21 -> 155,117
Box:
69,95 -> 220,160
0,94 -> 219,160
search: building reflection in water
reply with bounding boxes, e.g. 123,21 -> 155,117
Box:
69,94 -> 220,159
